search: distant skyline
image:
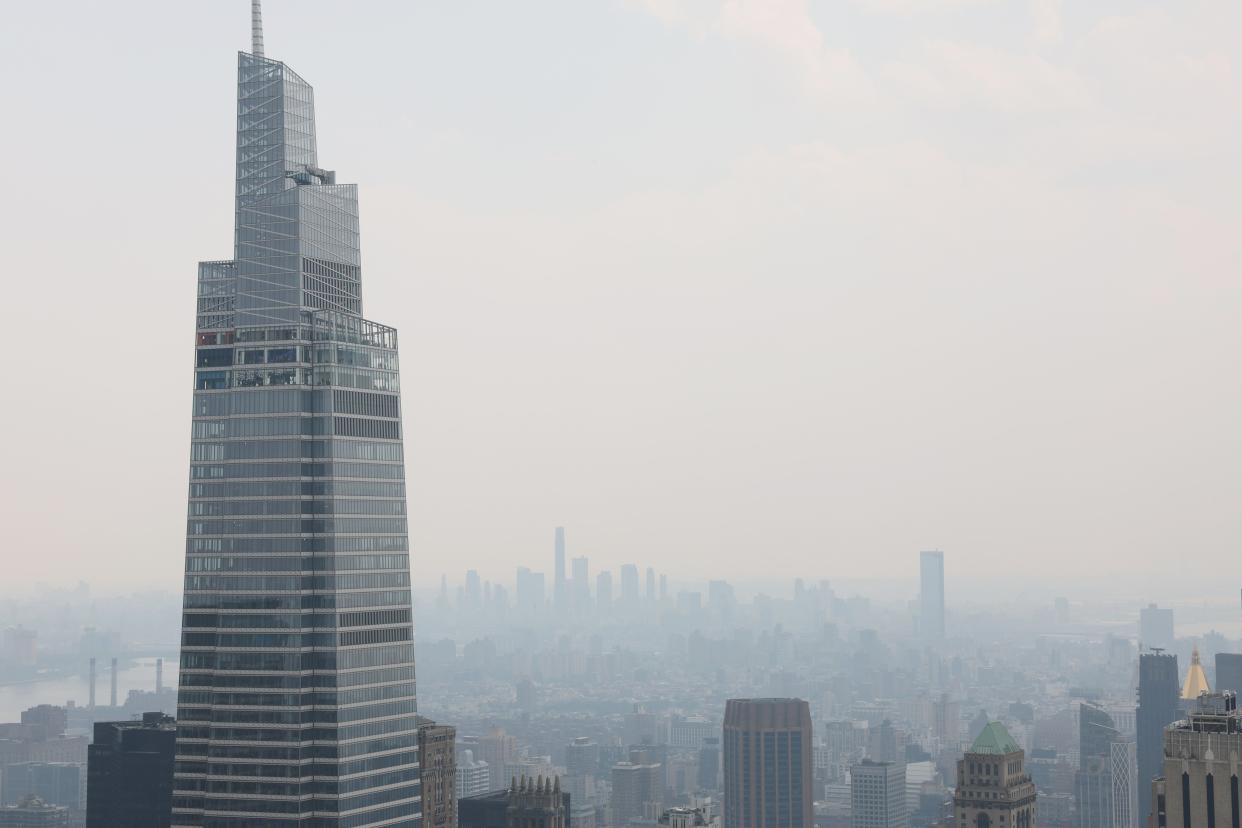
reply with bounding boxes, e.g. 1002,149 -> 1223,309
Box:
2,0 -> 1239,591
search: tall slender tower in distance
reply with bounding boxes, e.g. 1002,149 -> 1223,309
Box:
173,4 -> 420,825
554,527 -> 566,610
920,550 -> 945,642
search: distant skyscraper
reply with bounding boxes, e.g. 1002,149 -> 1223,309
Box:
1139,604 -> 1174,651
554,527 -> 567,610
174,5 -> 419,825
723,698 -> 813,828
87,713 -> 175,828
517,567 -> 547,614
1149,692 -> 1242,828
613,754 -> 663,825
1216,653 -> 1242,696
620,564 -> 640,606
418,719 -> 457,828
571,556 -> 590,611
596,571 -> 614,609
919,551 -> 945,642
851,760 -> 907,828
953,722 -> 1035,828
646,567 -> 656,602
1136,651 -> 1179,824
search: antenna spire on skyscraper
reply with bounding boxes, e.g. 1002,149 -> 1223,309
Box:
251,0 -> 265,57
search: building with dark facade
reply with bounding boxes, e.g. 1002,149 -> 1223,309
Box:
418,718 -> 457,828
1216,653 -> 1242,697
171,3 -> 419,825
86,713 -> 175,828
1137,651 -> 1180,823
459,779 -> 570,828
723,698 -> 813,828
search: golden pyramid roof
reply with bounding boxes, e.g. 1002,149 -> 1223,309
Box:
1182,645 -> 1211,700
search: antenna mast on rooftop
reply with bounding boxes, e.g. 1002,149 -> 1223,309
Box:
251,0 -> 265,57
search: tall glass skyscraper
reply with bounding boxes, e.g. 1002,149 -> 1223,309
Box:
173,6 -> 419,825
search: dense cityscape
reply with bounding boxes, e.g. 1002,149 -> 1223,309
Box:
1,1 -> 1239,827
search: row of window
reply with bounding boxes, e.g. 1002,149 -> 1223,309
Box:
183,572 -> 410,592
178,683 -> 415,711
185,555 -> 410,574
180,589 -> 412,613
191,439 -> 403,463
190,481 -> 405,499
339,626 -> 412,647
188,537 -> 408,554
188,499 -> 406,517
187,517 -> 408,536
191,461 -> 405,480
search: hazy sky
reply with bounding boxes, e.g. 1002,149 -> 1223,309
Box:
1,0 -> 1239,594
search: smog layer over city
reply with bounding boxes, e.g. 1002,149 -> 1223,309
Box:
0,2 -> 1239,827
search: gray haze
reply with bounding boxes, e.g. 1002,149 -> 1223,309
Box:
1,0 -> 1240,592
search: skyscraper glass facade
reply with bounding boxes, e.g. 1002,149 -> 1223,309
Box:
173,43 -> 419,827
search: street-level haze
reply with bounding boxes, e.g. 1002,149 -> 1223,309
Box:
0,0 -> 1238,592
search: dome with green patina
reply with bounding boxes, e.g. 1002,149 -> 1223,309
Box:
970,721 -> 1021,755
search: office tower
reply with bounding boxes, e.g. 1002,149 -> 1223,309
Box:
1139,605 -> 1174,651
570,557 -> 590,612
1149,692 -> 1242,828
1181,645 -> 1210,699
466,569 -> 483,609
660,574 -> 668,601
1109,739 -> 1138,828
952,722 -> 1036,828
919,551 -> 945,642
0,797 -> 69,828
555,527 -> 567,610
458,780 -> 570,828
646,568 -> 656,602
596,572 -> 613,609
458,750 -> 492,799
723,698 -> 813,828
620,565 -> 640,606
1215,653 -> 1242,696
869,719 -> 899,763
86,713 -> 175,828
565,737 -> 599,828
612,756 -> 663,826
1137,652 -> 1180,823
1075,704 -> 1119,828
517,567 -> 547,614
174,5 -> 419,824
851,760 -> 907,828
18,708 -> 66,744
109,658 -> 117,707
481,728 -> 518,792
87,659 -> 95,710
697,737 -> 721,792
419,719 -> 458,828
156,658 -> 164,694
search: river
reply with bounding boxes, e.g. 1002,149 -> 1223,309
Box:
0,657 -> 178,723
